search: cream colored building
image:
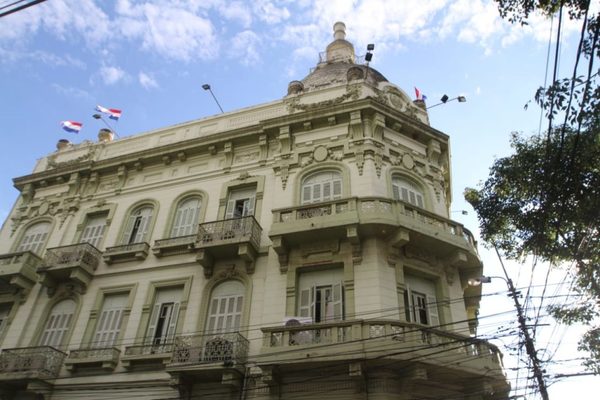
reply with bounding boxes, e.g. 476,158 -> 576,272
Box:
0,23 -> 509,400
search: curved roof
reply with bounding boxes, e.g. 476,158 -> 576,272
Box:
300,62 -> 388,92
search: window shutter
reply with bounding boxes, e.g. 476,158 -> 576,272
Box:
133,211 -> 151,243
165,302 -> 180,341
333,180 -> 342,199
401,188 -> 409,203
121,213 -> 137,244
313,184 -> 321,203
39,300 -> 75,348
145,303 -> 161,344
332,282 -> 343,321
302,186 -> 311,204
81,215 -> 107,248
392,184 -> 400,200
93,293 -> 127,347
322,182 -> 331,200
299,287 -> 314,321
171,207 -> 184,237
225,200 -> 235,219
426,294 -> 439,327
17,223 -> 50,254
403,284 -> 413,322
244,195 -> 255,216
416,194 -> 424,208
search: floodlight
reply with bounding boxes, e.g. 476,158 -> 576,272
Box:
441,94 -> 449,103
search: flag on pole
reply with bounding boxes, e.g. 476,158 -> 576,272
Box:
95,105 -> 122,120
414,87 -> 427,101
61,121 -> 83,134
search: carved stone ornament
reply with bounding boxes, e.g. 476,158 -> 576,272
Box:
313,146 -> 329,162
402,154 -> 415,170
285,84 -> 361,113
46,144 -> 96,170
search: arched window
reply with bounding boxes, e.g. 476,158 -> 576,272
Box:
39,299 -> 76,348
121,206 -> 153,244
206,281 -> 244,334
392,176 -> 425,208
171,197 -> 202,237
301,170 -> 342,204
16,221 -> 51,255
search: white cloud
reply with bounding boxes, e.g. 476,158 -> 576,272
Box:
51,83 -> 92,99
99,65 -> 127,85
115,0 -> 218,61
253,0 -> 291,24
229,30 -> 262,66
139,71 -> 159,89
219,1 -> 253,27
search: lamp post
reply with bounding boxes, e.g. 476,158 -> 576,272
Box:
426,95 -> 467,110
202,84 -> 224,114
469,248 -> 550,400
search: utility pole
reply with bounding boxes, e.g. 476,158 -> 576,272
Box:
494,246 -> 550,400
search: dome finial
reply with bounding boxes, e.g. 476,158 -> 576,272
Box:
333,21 -> 346,40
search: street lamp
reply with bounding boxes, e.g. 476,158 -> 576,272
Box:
202,83 -> 224,113
426,94 -> 467,110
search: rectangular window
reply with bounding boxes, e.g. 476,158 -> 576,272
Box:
80,213 -> 108,249
92,293 -> 128,348
225,187 -> 256,219
298,268 -> 344,323
146,287 -> 182,346
403,275 -> 439,327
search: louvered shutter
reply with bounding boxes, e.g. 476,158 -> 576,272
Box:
132,208 -> 152,243
165,302 -> 180,341
333,180 -> 342,199
145,303 -> 161,344
17,222 -> 50,254
427,294 -> 439,327
225,200 -> 235,219
322,182 -> 331,200
299,287 -> 314,321
93,293 -> 127,347
121,212 -> 137,244
313,184 -> 321,203
81,214 -> 107,248
392,184 -> 400,200
0,304 -> 10,337
331,282 -> 343,321
243,196 -> 255,216
416,194 -> 424,208
39,300 -> 75,348
171,207 -> 185,237
302,186 -> 311,204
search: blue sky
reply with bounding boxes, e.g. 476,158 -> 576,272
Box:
0,1 -> 597,397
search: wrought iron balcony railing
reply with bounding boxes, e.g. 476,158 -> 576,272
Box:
43,243 -> 102,270
0,346 -> 67,379
196,216 -> 262,250
169,332 -> 249,367
124,342 -> 173,357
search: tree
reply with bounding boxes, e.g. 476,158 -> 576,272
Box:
465,0 -> 600,374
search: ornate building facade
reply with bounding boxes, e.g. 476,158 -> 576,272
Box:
0,23 -> 509,400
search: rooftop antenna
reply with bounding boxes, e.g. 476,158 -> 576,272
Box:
202,84 -> 224,114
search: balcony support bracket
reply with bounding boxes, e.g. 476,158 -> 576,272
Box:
196,250 -> 214,278
346,225 -> 362,265
270,236 -> 289,273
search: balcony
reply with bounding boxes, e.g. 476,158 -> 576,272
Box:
64,347 -> 120,372
121,342 -> 173,369
0,251 -> 40,295
152,234 -> 196,257
260,319 -> 506,387
38,243 -> 101,293
103,242 -> 150,264
167,332 -> 249,388
0,346 -> 66,382
195,216 -> 262,277
270,197 -> 480,270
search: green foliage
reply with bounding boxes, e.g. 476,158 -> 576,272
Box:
469,0 -> 600,375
